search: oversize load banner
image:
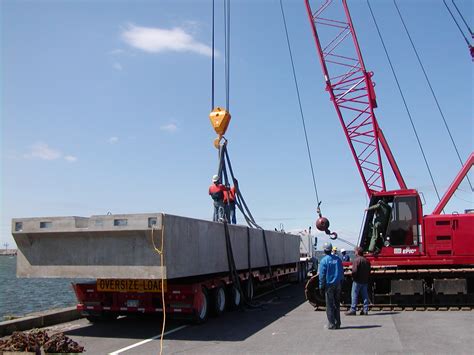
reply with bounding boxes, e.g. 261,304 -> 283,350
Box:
97,279 -> 167,293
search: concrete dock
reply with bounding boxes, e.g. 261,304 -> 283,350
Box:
7,283 -> 472,354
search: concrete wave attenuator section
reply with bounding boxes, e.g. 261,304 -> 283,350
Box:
12,213 -> 300,280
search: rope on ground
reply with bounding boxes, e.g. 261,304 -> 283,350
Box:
151,215 -> 166,355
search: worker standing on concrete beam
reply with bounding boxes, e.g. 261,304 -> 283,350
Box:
209,175 -> 228,222
224,178 -> 238,224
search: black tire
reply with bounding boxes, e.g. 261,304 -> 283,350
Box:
211,284 -> 227,316
228,284 -> 242,310
244,276 -> 255,302
193,286 -> 210,324
305,275 -> 325,307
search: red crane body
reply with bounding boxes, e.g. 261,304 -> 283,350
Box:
304,0 -> 474,308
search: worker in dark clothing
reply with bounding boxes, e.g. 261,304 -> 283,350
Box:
341,248 -> 350,262
367,198 -> 392,253
319,242 -> 344,330
209,175 -> 228,222
223,178 -> 238,224
345,247 -> 371,315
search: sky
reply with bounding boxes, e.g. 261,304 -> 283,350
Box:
1,0 -> 472,250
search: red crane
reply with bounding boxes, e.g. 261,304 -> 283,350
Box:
304,0 -> 474,309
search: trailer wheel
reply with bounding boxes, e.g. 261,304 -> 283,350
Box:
228,285 -> 242,310
193,286 -> 210,324
211,284 -> 227,316
244,276 -> 255,302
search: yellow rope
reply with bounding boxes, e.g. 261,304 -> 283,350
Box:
151,215 -> 166,355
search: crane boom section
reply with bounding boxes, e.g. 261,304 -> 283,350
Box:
305,0 -> 406,196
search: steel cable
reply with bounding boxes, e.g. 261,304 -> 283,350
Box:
279,0 -> 321,204
394,0 -> 473,192
211,0 -> 215,110
452,0 -> 473,38
367,0 -> 442,203
224,0 -> 231,111
443,0 -> 472,47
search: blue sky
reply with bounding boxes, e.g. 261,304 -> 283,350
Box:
1,0 -> 472,249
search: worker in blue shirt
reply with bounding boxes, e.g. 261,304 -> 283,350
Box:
319,242 -> 344,330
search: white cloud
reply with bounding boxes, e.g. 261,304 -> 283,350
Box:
108,136 -> 119,144
24,142 -> 62,160
64,155 -> 77,162
113,62 -> 123,71
160,123 -> 178,133
24,142 -> 77,162
121,24 -> 214,57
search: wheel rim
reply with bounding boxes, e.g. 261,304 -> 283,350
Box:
216,287 -> 226,312
197,289 -> 208,319
233,286 -> 241,306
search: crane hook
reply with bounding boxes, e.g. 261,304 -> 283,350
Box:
315,201 -> 338,240
209,107 -> 231,149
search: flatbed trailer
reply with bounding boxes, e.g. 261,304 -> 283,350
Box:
74,262 -> 305,323
12,213 -> 306,323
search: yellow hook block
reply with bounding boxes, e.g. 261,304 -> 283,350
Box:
209,107 -> 231,138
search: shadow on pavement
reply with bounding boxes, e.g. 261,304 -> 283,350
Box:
65,283 -> 307,342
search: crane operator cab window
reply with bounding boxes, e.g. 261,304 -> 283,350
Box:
385,196 -> 419,248
362,195 -> 419,254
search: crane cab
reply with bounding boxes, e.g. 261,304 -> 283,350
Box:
359,190 -> 423,257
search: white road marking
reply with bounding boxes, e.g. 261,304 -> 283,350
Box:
108,325 -> 188,355
108,283 -> 292,354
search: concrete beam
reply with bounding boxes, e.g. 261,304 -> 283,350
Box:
12,213 -> 300,280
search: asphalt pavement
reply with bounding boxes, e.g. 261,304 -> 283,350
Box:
38,283 -> 474,354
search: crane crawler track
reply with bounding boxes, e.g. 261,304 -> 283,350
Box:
313,305 -> 474,311
306,266 -> 474,311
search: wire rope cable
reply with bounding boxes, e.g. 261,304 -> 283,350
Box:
211,0 -> 215,109
443,0 -> 472,46
224,0 -> 231,111
394,0 -> 473,191
452,0 -> 473,37
367,0 -> 442,202
279,0 -> 321,204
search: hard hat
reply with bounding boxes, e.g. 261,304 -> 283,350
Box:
341,248 -> 346,253
212,175 -> 220,183
323,242 -> 333,252
332,246 -> 338,252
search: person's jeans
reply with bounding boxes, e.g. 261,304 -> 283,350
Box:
213,201 -> 225,222
351,281 -> 369,313
229,203 -> 236,224
325,283 -> 341,328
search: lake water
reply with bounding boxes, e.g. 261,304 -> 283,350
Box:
0,256 -> 84,320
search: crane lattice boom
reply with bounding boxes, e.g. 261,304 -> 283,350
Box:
305,0 -> 407,196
